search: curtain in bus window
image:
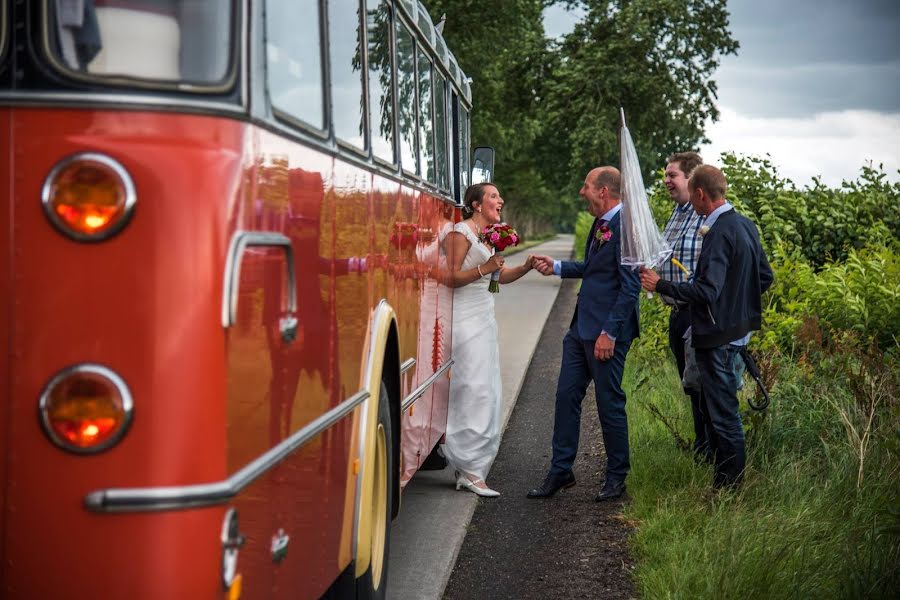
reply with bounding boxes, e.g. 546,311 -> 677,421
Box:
48,0 -> 232,84
329,0 -> 366,149
434,73 -> 449,190
417,52 -> 435,183
266,0 -> 325,130
366,0 -> 394,163
395,21 -> 418,175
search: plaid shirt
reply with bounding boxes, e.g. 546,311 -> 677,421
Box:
660,202 -> 704,305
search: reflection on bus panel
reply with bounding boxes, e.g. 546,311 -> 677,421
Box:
0,0 -> 481,598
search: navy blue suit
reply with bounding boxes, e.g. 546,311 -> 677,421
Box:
550,212 -> 641,481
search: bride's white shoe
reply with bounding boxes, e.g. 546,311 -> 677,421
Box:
455,471 -> 500,498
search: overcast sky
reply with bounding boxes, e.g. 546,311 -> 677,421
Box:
543,0 -> 900,187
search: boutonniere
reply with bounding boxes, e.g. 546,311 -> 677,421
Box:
595,224 -> 612,246
698,225 -> 710,237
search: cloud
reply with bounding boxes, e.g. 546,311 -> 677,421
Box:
715,59 -> 900,116
699,107 -> 900,187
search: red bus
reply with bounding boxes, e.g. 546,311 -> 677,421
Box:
0,1 -> 487,598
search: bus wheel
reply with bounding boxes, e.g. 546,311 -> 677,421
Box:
357,382 -> 393,600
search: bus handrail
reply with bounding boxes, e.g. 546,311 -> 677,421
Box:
401,360 -> 453,412
83,389 -> 370,513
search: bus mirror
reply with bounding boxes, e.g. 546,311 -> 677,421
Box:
471,147 -> 495,184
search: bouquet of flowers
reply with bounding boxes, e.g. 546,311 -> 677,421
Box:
480,223 -> 520,293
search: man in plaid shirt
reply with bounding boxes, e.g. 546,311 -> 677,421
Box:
660,151 -> 712,463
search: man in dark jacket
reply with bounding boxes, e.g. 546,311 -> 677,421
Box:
640,165 -> 773,488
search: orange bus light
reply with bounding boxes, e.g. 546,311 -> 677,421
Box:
39,364 -> 134,453
41,153 -> 137,241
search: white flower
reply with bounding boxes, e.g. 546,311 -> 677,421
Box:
699,225 -> 710,236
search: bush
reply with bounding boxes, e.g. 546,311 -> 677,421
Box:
614,155 -> 900,599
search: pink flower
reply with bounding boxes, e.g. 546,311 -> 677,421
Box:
490,232 -> 500,243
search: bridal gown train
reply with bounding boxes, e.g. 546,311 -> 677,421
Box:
442,222 -> 502,482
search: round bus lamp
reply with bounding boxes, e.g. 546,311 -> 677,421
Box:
41,152 -> 136,241
38,364 -> 133,453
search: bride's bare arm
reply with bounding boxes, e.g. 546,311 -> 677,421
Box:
444,231 -> 502,288
497,254 -> 534,284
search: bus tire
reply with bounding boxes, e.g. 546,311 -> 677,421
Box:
356,381 -> 394,600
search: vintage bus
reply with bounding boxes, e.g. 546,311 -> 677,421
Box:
0,1 -> 490,598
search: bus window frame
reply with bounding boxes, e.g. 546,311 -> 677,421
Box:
327,0 -> 371,159
416,47 -> 435,186
0,0 -> 7,66
394,15 -> 419,178
433,69 -> 450,193
37,0 -> 242,95
250,0 -> 468,204
266,0 -> 331,141
368,0 -> 398,170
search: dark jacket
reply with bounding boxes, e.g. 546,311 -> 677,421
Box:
656,209 -> 773,349
561,212 -> 641,343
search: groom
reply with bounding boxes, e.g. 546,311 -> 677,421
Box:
529,166 -> 641,501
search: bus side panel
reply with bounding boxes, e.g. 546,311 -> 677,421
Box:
0,109 -> 10,587
3,110 -> 240,598
425,198 -> 455,451
226,136 -> 357,599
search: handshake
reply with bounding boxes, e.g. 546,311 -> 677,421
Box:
528,255 -> 555,276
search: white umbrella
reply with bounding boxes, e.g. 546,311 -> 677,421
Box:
618,108 -> 671,270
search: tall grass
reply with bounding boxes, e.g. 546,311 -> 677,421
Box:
620,302 -> 900,599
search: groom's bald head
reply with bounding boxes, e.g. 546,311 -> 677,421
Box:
590,167 -> 621,199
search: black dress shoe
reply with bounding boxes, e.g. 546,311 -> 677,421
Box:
526,471 -> 576,498
594,479 -> 626,502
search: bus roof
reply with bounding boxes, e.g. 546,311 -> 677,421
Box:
398,0 -> 472,105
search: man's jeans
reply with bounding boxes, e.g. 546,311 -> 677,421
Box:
668,309 -> 712,461
695,344 -> 746,487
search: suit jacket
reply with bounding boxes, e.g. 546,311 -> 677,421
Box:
560,212 -> 641,343
656,209 -> 774,349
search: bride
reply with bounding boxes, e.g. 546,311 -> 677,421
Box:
442,183 -> 534,497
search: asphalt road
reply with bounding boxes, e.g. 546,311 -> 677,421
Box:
443,278 -> 636,600
387,235 -> 575,600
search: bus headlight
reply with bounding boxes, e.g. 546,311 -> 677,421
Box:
41,153 -> 137,241
39,364 -> 133,453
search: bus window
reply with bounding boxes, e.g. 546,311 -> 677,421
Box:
395,20 -> 418,175
266,0 -> 325,130
434,72 -> 449,190
418,52 -> 435,183
329,0 -> 366,150
367,0 -> 395,163
459,104 -> 470,190
46,0 -> 232,85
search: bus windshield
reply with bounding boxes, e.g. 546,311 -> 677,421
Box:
45,0 -> 234,88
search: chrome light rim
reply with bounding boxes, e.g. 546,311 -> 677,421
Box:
41,152 -> 137,242
38,363 -> 134,454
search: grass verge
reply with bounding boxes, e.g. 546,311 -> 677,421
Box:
621,322 -> 899,599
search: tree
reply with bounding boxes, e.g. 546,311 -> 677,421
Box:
427,0 -> 564,234
538,0 -> 738,200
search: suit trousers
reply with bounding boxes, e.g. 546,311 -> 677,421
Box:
550,329 -> 631,481
695,344 -> 746,487
668,308 -> 712,460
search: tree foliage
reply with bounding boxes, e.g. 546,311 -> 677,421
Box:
539,0 -> 738,193
430,0 -> 737,232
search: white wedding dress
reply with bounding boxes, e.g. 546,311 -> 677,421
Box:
442,222 -> 502,481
